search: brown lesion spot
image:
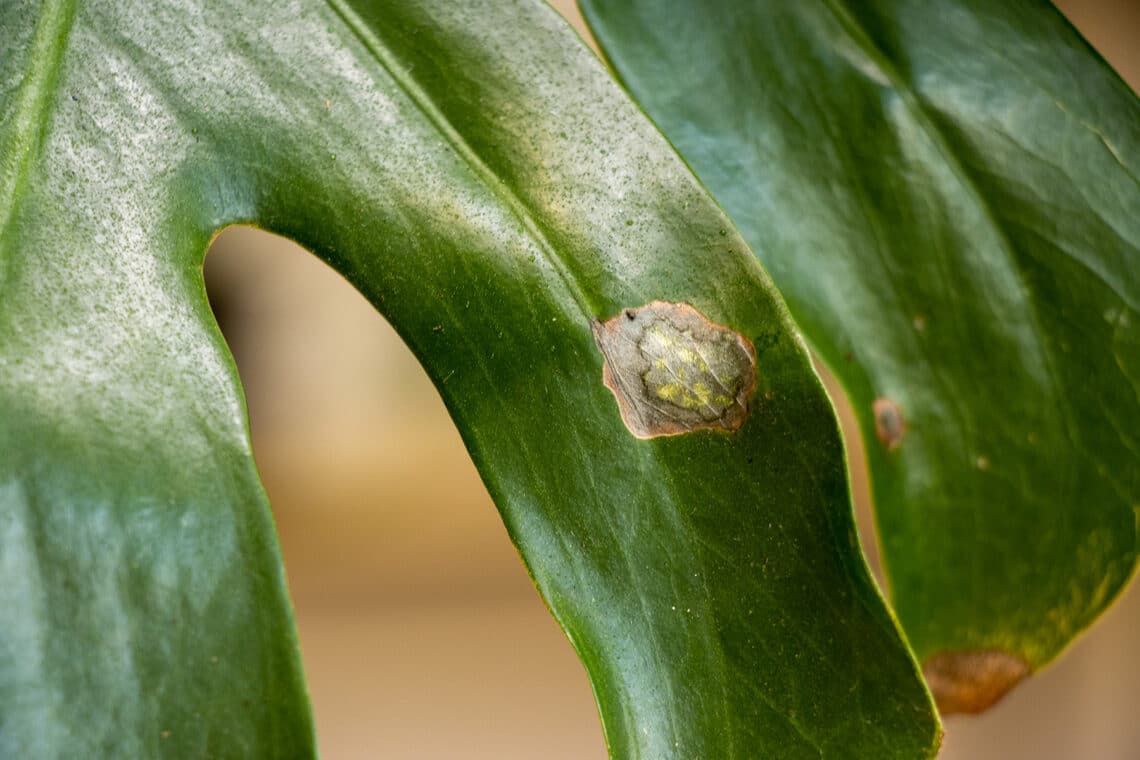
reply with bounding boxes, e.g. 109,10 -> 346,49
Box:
922,649 -> 1031,715
872,397 -> 905,450
592,301 -> 757,439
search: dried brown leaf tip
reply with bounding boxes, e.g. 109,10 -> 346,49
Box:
591,301 -> 757,439
922,649 -> 1031,715
873,397 -> 905,450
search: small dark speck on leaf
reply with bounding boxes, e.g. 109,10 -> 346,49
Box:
751,331 -> 779,357
872,398 -> 905,450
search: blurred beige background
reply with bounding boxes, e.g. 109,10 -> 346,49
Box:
202,2 -> 1140,757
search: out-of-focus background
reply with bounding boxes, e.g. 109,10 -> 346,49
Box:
202,2 -> 1140,757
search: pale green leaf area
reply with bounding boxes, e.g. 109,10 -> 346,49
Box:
580,0 -> 1139,713
1,1 -> 939,758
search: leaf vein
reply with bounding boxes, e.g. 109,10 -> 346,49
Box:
320,0 -> 597,318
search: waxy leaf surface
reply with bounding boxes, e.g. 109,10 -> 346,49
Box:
0,0 -> 938,757
581,0 -> 1140,711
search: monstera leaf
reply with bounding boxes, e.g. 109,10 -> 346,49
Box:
580,0 -> 1140,714
0,0 -> 939,757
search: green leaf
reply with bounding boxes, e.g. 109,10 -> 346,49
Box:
1,0 -> 938,757
580,0 -> 1140,713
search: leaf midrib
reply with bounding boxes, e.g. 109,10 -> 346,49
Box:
321,0 -> 598,317
0,0 -> 78,277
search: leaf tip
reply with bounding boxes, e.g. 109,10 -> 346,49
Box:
922,649 -> 1031,715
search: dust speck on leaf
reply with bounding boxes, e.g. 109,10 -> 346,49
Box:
592,301 -> 757,439
923,649 -> 1030,715
872,398 -> 905,450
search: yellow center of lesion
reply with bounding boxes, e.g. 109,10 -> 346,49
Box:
593,300 -> 756,438
641,325 -> 742,417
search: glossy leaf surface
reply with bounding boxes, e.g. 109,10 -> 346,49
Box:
0,0 -> 938,756
580,0 -> 1140,711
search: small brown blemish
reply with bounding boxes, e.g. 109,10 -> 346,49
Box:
975,455 -> 991,471
592,301 -> 757,439
923,649 -> 1030,715
872,398 -> 905,450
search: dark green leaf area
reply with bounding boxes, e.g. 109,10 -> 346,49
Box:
580,0 -> 1140,688
2,0 -> 938,757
